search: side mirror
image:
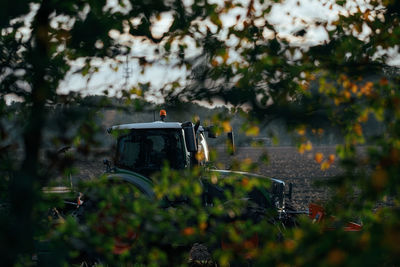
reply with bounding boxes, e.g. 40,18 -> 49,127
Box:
286,183 -> 293,200
182,122 -> 198,152
227,131 -> 235,155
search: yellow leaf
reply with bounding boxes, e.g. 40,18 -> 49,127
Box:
300,82 -> 309,90
343,90 -> 351,99
297,127 -> 306,136
321,161 -> 331,170
305,141 -> 312,151
199,222 -> 207,231
182,227 -> 195,236
195,151 -> 205,161
222,121 -> 232,132
222,51 -> 229,63
246,126 -> 259,136
328,154 -> 335,164
211,59 -> 219,66
354,123 -> 363,136
314,153 -> 324,164
353,23 -> 362,33
351,84 -> 358,93
241,178 -> 249,187
241,158 -> 253,167
284,240 -> 296,252
293,229 -> 303,240
363,10 -> 370,21
343,80 -> 350,89
358,111 -> 368,123
361,82 -> 373,96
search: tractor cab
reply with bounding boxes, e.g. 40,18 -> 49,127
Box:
107,111 -> 219,177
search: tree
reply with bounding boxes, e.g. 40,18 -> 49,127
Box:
1,0 -> 400,265
0,0 -> 208,264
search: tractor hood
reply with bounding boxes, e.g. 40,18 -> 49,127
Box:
106,167 -> 288,211
209,169 -> 285,186
108,168 -> 285,195
207,169 -> 287,211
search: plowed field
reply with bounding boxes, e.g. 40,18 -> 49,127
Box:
216,146 -> 341,210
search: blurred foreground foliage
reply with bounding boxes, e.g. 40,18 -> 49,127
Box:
1,0 -> 400,266
45,169 -> 279,266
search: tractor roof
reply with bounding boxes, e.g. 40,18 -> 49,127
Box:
110,121 -> 182,131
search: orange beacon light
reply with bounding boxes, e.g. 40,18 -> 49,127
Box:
160,109 -> 167,121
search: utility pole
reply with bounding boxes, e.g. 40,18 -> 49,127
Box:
122,54 -> 132,90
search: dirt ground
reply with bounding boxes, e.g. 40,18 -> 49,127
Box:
215,146 -> 340,210
74,145 -> 341,210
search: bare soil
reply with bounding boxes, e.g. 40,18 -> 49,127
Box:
215,146 -> 340,210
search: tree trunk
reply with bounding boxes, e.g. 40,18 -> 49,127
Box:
5,0 -> 51,264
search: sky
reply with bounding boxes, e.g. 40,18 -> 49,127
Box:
58,0 -> 343,100
5,0 -> 400,104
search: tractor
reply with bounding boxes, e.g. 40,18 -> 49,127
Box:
103,110 -> 292,218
